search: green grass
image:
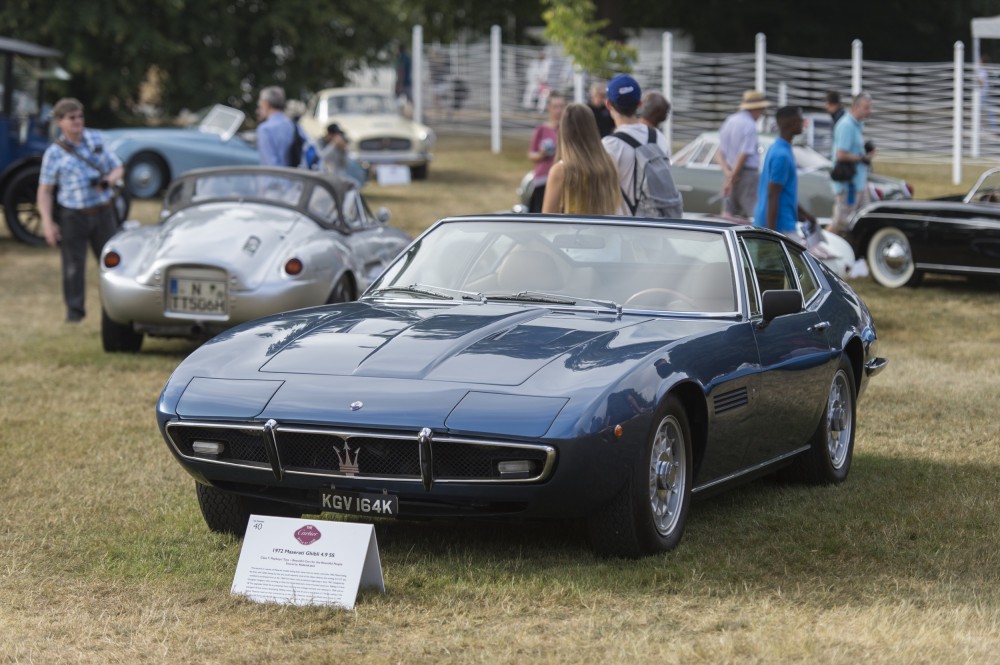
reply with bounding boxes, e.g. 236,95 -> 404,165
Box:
0,137 -> 998,663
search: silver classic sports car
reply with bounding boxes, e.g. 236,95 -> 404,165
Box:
670,132 -> 913,218
99,166 -> 411,352
157,214 -> 888,558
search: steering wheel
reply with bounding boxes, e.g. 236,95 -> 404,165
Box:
624,288 -> 699,310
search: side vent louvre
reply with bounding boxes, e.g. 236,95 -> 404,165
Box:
713,387 -> 749,415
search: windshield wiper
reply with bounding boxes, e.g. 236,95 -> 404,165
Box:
367,283 -> 485,302
491,291 -> 622,315
490,290 -> 577,304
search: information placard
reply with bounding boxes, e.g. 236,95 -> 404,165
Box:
375,164 -> 412,186
231,515 -> 384,609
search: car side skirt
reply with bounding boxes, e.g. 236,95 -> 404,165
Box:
692,445 -> 810,497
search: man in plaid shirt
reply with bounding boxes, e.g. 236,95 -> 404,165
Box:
37,98 -> 123,323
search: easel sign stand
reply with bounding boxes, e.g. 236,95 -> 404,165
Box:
231,516 -> 384,610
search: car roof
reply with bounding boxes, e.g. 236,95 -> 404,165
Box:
315,87 -> 392,98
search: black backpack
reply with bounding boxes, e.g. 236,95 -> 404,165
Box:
288,123 -> 305,167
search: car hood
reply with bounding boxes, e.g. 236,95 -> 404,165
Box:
334,114 -> 428,140
135,203 -> 310,289
162,302 -> 731,434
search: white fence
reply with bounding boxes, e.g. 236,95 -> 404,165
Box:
408,27 -> 1000,183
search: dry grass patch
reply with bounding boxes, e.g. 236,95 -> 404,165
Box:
0,138 -> 998,664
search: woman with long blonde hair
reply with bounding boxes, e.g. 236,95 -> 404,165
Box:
542,102 -> 624,215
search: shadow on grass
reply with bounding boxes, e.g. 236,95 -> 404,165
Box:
293,452 -> 998,599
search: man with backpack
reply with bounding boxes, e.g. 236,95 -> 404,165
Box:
601,74 -> 683,218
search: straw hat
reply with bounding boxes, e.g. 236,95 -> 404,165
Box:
738,90 -> 771,110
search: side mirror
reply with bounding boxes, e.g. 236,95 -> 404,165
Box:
376,207 -> 391,224
761,289 -> 802,323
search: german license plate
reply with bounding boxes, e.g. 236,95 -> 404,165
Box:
321,490 -> 398,517
166,276 -> 228,315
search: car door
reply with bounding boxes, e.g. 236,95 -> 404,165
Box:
741,235 -> 835,464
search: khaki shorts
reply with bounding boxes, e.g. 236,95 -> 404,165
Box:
831,186 -> 871,235
722,169 -> 759,218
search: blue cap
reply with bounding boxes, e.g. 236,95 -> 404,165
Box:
607,74 -> 641,106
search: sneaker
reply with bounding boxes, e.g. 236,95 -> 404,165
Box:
65,312 -> 84,323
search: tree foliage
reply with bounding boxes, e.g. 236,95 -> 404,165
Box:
541,0 -> 635,78
0,0 -> 422,125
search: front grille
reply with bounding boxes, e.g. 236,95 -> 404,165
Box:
165,421 -> 554,483
358,137 -> 412,151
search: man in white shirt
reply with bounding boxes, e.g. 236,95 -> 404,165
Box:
716,90 -> 770,218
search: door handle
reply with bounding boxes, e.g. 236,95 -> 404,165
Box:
808,321 -> 831,333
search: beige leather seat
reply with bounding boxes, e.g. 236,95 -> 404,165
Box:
496,249 -> 565,292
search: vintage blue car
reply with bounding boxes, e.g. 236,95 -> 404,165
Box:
104,105 -> 259,199
157,214 -> 888,558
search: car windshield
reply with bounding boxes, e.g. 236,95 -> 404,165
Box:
191,173 -> 304,206
367,220 -> 737,314
198,105 -> 245,141
326,94 -> 397,115
967,168 -> 1000,204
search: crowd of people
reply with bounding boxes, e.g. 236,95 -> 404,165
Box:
35,66 -> 876,324
526,72 -> 877,247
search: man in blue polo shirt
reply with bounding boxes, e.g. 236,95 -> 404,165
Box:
37,98 -> 124,323
753,106 -> 817,236
830,91 -> 874,236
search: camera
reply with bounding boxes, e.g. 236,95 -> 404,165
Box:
90,177 -> 110,191
864,140 -> 875,154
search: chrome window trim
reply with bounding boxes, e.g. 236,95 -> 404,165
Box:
165,420 -> 557,484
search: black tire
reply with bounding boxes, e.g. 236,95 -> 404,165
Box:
125,152 -> 168,199
3,165 -> 46,245
866,226 -> 919,288
410,163 -> 429,180
788,356 -> 857,484
326,274 -> 354,304
587,395 -> 693,558
195,482 -> 302,537
101,308 -> 143,352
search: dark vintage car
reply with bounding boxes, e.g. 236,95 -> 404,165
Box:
100,166 -> 410,352
157,214 -> 888,558
851,167 -> 1000,288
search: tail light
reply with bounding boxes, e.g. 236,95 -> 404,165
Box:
905,183 -> 914,197
873,187 -> 885,200
103,251 -> 121,268
284,258 -> 304,276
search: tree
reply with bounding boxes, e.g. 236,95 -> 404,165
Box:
541,0 -> 635,78
0,0 -> 420,124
